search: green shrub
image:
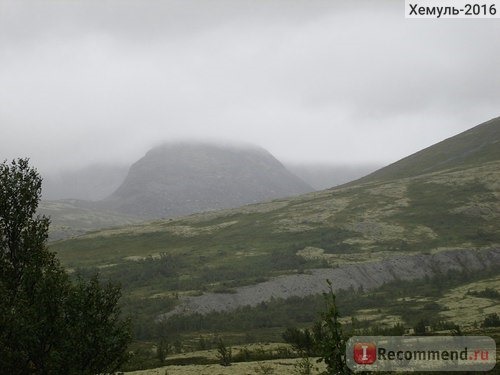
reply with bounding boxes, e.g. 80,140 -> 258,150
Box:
482,313 -> 500,327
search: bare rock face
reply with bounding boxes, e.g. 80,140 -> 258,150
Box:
164,247 -> 500,317
104,142 -> 313,218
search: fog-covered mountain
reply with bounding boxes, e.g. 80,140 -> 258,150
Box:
40,142 -> 384,237
285,163 -> 381,190
42,164 -> 129,201
103,142 -> 314,218
54,117 -> 500,322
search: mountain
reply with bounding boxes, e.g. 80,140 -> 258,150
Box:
285,163 -> 381,190
103,142 -> 313,218
354,116 -> 500,184
52,117 -> 500,327
50,117 -> 500,364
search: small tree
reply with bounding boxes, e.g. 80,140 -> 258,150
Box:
0,159 -> 131,374
414,318 -> 429,335
482,313 -> 500,328
216,338 -> 232,366
314,280 -> 350,375
282,327 -> 315,356
155,319 -> 171,365
156,339 -> 169,365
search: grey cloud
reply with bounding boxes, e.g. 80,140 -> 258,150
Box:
0,0 -> 498,172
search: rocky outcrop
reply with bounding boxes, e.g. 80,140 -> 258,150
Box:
164,247 -> 500,318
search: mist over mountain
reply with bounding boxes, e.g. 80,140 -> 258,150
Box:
285,163 -> 381,190
40,154 -> 380,203
103,142 -> 314,218
40,142 -> 382,239
42,164 -> 129,201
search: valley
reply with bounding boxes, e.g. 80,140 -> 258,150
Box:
46,117 -> 500,372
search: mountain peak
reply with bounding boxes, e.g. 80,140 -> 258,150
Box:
104,142 -> 313,218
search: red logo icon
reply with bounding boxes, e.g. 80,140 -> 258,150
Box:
354,342 -> 377,364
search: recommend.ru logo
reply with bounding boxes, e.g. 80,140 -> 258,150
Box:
346,336 -> 496,372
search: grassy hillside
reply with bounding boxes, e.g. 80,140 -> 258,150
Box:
53,159 -> 499,272
52,117 -> 499,285
39,200 -> 141,241
48,117 -> 500,371
354,116 -> 500,183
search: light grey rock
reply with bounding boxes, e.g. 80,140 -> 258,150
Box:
163,247 -> 500,318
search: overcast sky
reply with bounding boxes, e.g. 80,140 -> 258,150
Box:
1,0 -> 499,173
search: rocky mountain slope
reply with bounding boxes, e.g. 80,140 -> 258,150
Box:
103,142 -> 313,218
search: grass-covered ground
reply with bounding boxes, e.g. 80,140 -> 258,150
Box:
437,275 -> 500,327
48,160 -> 500,366
116,266 -> 500,372
126,359 -> 325,375
52,161 -> 499,292
39,199 -> 141,240
125,357 -> 326,375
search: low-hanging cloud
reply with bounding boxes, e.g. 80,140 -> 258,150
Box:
0,0 -> 499,173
